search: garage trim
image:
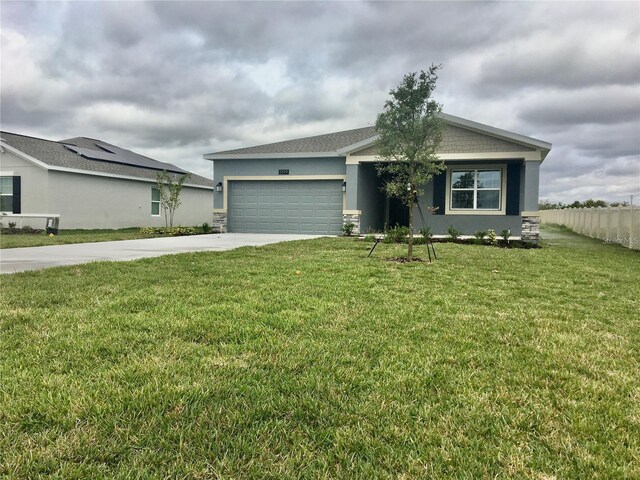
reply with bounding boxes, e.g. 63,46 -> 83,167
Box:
218,175 -> 347,212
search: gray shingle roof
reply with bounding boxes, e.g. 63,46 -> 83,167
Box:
205,113 -> 551,159
213,126 -> 377,155
1,131 -> 213,188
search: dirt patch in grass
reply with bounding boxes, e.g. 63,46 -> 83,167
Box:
384,256 -> 427,263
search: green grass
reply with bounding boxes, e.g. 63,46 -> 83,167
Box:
1,225 -> 638,478
0,228 -> 148,249
0,228 -> 206,249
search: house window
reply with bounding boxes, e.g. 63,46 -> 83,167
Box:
151,187 -> 160,216
450,168 -> 502,211
0,176 -> 13,213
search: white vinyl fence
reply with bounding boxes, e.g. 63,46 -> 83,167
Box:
540,206 -> 639,250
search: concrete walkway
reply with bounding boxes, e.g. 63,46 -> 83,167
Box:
0,233 -> 321,274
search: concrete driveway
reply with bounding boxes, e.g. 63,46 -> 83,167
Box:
0,233 -> 322,274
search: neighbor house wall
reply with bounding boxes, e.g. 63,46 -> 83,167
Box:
48,170 -> 213,229
0,149 -> 49,216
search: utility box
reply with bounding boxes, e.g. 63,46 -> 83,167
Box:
46,217 -> 59,235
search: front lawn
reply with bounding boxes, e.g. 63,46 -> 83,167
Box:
0,227 -> 207,249
1,226 -> 638,478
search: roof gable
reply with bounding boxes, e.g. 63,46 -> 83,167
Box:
351,124 -> 535,156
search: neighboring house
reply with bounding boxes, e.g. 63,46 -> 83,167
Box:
204,113 -> 551,241
0,131 -> 213,229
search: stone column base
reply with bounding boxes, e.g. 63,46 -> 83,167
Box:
212,211 -> 227,233
342,213 -> 361,236
521,216 -> 540,242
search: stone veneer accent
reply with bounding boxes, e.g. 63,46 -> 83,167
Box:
212,211 -> 227,233
521,216 -> 540,242
342,213 -> 361,236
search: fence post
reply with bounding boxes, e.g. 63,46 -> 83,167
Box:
569,208 -> 573,230
631,203 -> 637,249
597,207 -> 602,239
586,208 -> 590,237
606,206 -> 612,243
598,207 -> 603,239
616,205 -> 622,243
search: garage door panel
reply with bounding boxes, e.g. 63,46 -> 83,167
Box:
228,180 -> 343,234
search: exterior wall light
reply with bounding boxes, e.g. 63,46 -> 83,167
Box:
216,182 -> 223,192
342,181 -> 347,192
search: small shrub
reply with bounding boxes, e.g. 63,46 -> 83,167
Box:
487,229 -> 498,245
418,227 -> 432,240
202,222 -> 211,234
0,224 -> 45,235
8,222 -> 17,231
21,226 -> 43,234
474,230 -> 487,240
500,229 -> 511,241
342,222 -> 355,236
364,233 -> 376,242
140,226 -> 197,237
384,225 -> 410,243
447,225 -> 460,241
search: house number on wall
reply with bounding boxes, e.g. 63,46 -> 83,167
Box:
278,169 -> 289,175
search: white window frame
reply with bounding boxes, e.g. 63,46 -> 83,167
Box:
445,164 -> 506,215
151,187 -> 161,216
0,176 -> 14,213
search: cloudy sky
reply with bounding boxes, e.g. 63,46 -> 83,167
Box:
2,1 -> 639,203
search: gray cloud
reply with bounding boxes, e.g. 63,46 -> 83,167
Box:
518,86 -> 640,127
1,0 -> 639,203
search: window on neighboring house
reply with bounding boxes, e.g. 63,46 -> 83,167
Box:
450,169 -> 502,211
151,187 -> 160,216
0,176 -> 13,213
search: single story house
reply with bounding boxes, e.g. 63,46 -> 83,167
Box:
0,131 -> 213,229
204,113 -> 551,241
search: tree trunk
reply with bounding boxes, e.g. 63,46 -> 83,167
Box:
408,201 -> 414,261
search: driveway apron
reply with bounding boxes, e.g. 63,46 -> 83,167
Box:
0,233 -> 321,274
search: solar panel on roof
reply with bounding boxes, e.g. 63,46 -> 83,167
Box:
62,144 -> 187,174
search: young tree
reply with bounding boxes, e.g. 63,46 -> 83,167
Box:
156,170 -> 191,227
375,65 -> 445,260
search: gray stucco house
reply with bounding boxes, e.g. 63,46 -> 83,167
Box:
0,131 -> 213,229
205,113 -> 551,241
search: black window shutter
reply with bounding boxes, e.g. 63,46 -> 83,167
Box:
505,164 -> 520,216
12,176 -> 21,214
432,172 -> 446,214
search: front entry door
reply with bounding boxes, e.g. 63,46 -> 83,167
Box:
386,196 -> 409,228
